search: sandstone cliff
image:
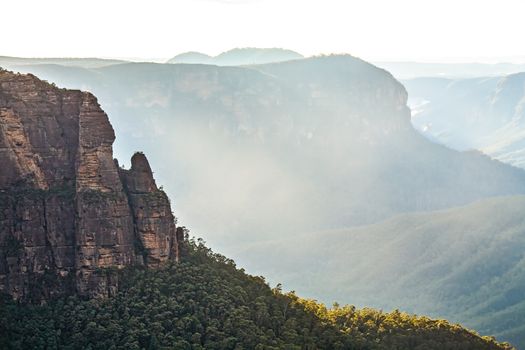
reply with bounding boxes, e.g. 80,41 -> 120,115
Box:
0,69 -> 180,301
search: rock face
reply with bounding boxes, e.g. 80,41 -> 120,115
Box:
118,153 -> 178,266
0,69 -> 180,301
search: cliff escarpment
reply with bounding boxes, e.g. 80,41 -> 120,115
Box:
0,69 -> 180,301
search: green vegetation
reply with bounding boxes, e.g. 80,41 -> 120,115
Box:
237,195 -> 525,348
0,237 -> 513,350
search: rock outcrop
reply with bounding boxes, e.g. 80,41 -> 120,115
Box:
0,69 -> 180,301
118,153 -> 178,266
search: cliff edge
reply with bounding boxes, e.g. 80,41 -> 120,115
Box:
0,69 -> 180,301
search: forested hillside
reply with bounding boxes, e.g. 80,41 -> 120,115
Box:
235,195 -> 525,348
0,236 -> 514,350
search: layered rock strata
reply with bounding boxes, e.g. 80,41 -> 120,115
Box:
0,69 -> 180,300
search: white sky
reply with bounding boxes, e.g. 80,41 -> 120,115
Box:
3,0 -> 525,63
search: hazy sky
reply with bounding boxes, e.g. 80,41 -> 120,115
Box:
3,0 -> 525,63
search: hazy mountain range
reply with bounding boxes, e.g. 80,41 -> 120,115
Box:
375,61 -> 525,79
167,47 -> 304,65
0,56 -> 127,68
405,74 -> 525,169
2,49 -> 525,347
6,56 -> 525,244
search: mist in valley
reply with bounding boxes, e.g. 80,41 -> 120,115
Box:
7,58 -> 525,250
4,0 -> 525,347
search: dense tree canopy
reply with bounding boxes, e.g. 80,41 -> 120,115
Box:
0,236 -> 514,350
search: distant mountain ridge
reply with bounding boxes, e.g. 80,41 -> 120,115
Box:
375,61 -> 525,79
6,56 -> 525,247
11,56 -> 525,235
0,56 -> 127,68
405,73 -> 525,168
167,51 -> 213,64
167,47 -> 304,66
